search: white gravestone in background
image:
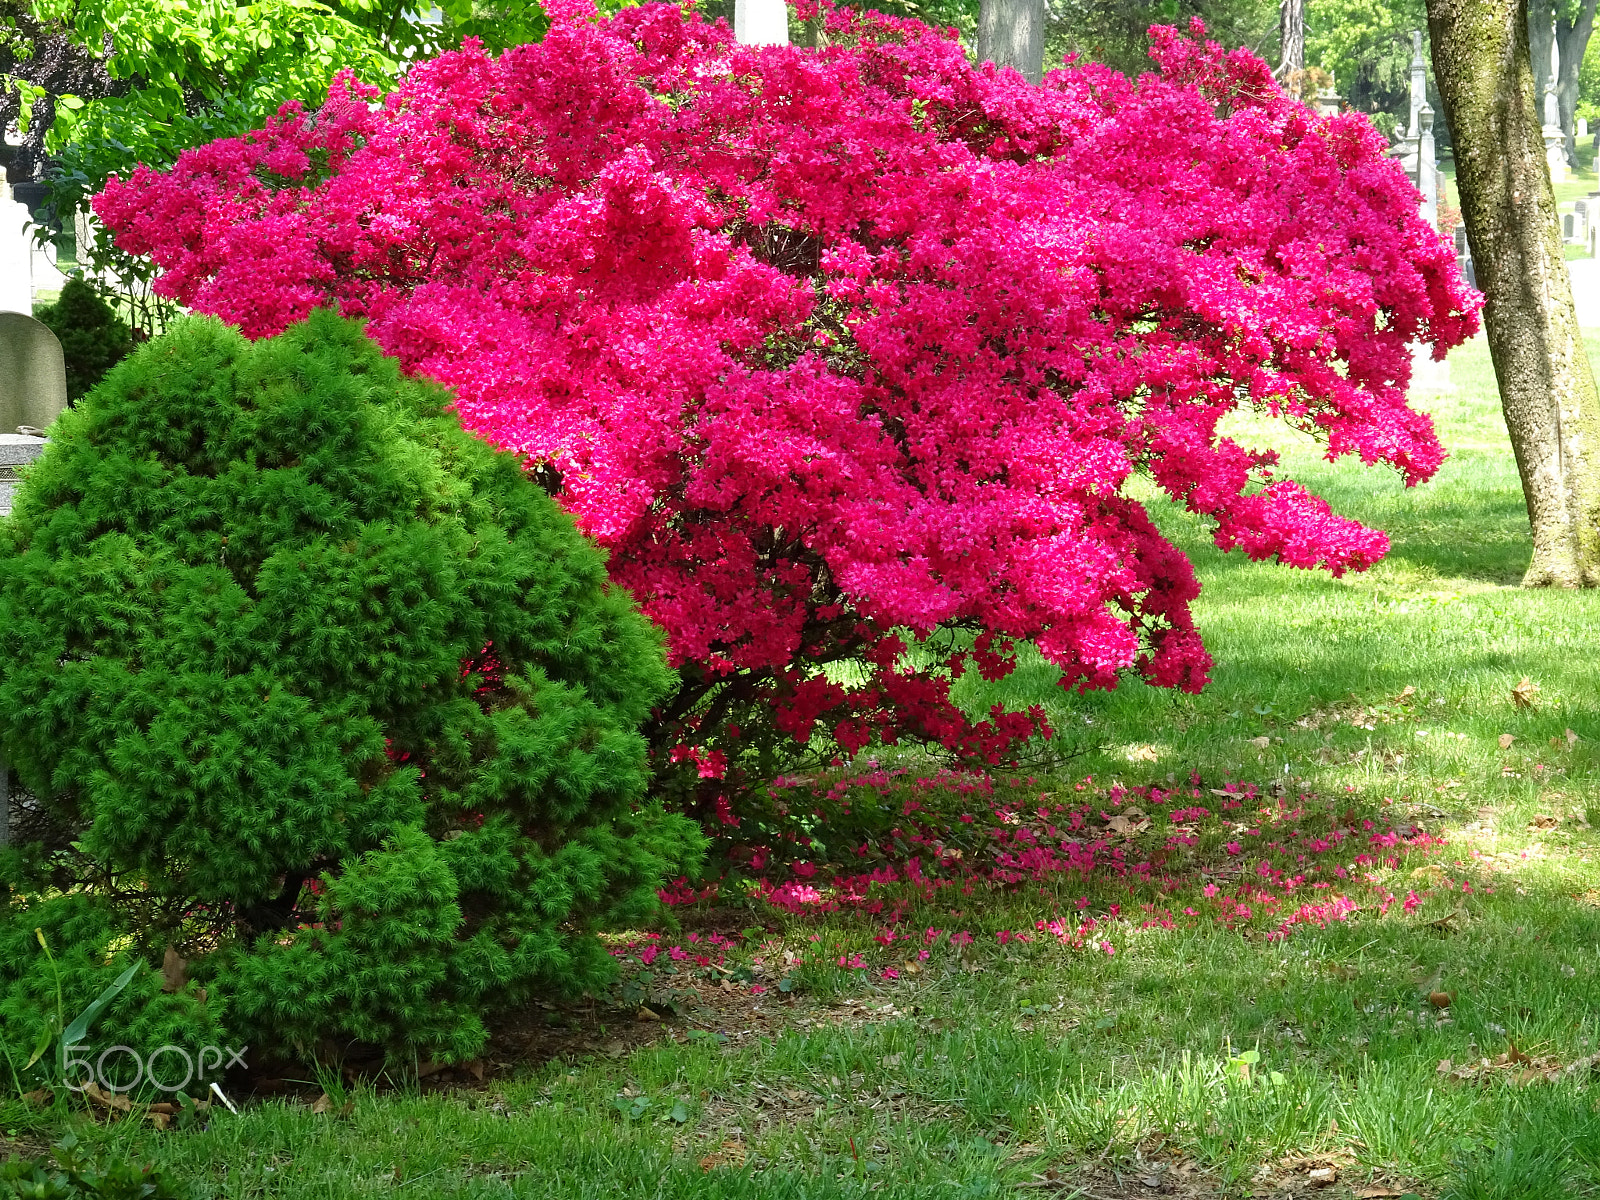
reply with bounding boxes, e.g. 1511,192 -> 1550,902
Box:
1544,40 -> 1570,183
736,0 -> 788,46
1387,33 -> 1439,229
0,173 -> 32,315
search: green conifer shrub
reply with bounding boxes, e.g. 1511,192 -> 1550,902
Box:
33,279 -> 136,404
0,310 -> 703,1069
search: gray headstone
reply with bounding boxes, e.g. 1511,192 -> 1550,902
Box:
0,432 -> 48,517
0,311 -> 68,437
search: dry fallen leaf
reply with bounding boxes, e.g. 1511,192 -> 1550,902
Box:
700,1138 -> 747,1172
1512,676 -> 1539,708
1250,736 -> 1271,749
1309,1166 -> 1337,1183
1395,685 -> 1417,702
160,945 -> 187,994
1567,728 -> 1580,747
311,1092 -> 353,1117
1356,1188 -> 1406,1198
1127,744 -> 1159,762
1428,991 -> 1453,1009
82,1081 -> 132,1114
1530,814 -> 1559,829
1498,733 -> 1515,750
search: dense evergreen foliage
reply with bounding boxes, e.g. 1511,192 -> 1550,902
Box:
33,278 -> 135,403
0,310 -> 702,1067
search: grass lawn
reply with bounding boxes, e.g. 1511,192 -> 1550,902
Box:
3,332 -> 1598,1199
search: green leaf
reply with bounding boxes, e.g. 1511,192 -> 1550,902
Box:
24,1024 -> 54,1071
61,961 -> 140,1048
669,1101 -> 690,1123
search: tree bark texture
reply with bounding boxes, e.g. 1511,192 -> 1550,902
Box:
1528,0 -> 1555,112
1429,0 -> 1600,586
976,0 -> 1045,85
1555,0 -> 1598,158
1277,0 -> 1306,90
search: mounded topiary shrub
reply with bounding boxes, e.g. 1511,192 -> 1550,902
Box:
0,309 -> 703,1070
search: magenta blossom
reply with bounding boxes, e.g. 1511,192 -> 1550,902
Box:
95,1 -> 1476,796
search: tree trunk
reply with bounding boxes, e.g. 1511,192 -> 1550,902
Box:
1555,0 -> 1599,159
976,0 -> 1046,85
1277,0 -> 1306,95
1428,0 -> 1600,587
1528,0 -> 1555,114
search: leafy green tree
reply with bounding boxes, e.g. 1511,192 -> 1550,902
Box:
1307,0 -> 1427,127
1048,0 -> 1277,77
1577,19 -> 1600,119
0,309 -> 703,1066
2,0 -> 550,335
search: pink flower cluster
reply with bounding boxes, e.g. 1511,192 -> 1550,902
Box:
95,2 -> 1477,780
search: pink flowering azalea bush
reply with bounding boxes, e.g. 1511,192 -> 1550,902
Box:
94,1 -> 1478,822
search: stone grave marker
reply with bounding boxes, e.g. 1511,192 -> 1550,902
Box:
0,311 -> 68,435
0,311 -> 65,520
735,0 -> 787,45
